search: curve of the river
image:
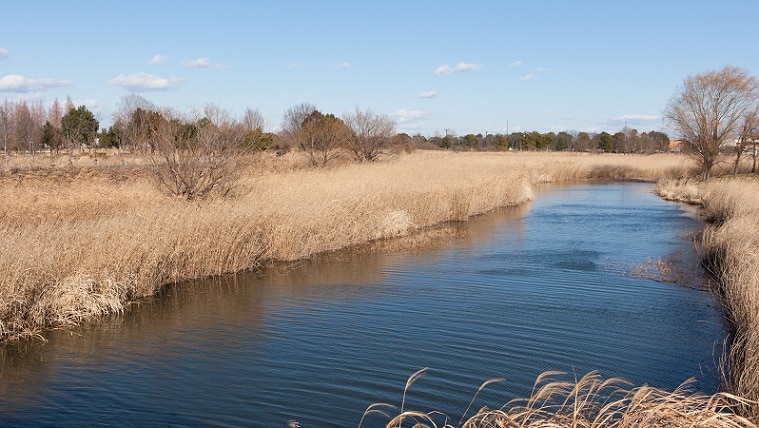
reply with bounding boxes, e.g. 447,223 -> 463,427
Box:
0,183 -> 727,427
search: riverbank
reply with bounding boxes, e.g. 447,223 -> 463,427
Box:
0,151 -> 696,341
657,176 -> 759,419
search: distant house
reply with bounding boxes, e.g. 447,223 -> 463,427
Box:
722,138 -> 739,151
721,138 -> 758,154
668,138 -> 757,154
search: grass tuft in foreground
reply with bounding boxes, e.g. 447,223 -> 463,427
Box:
361,370 -> 756,428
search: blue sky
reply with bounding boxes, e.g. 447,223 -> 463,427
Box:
2,1 -> 758,137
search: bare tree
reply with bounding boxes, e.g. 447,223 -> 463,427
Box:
29,101 -> 46,156
64,96 -> 75,115
12,101 -> 33,155
240,107 -> 272,151
150,104 -> 248,200
281,103 -> 350,166
48,98 -> 63,129
298,111 -> 350,166
665,66 -> 759,180
343,107 -> 397,162
114,94 -> 157,153
0,100 -> 10,162
242,107 -> 265,133
733,107 -> 759,175
281,102 -> 316,147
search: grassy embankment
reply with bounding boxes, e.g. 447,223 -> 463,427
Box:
0,151 -> 693,341
657,175 -> 759,420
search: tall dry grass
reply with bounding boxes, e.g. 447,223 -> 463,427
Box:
361,369 -> 756,428
0,151 -> 690,341
5,151 -> 753,423
657,176 -> 759,419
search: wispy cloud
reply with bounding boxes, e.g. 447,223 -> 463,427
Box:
148,54 -> 168,65
181,57 -> 227,69
107,72 -> 185,92
0,74 -> 74,93
76,98 -> 105,116
395,108 -> 426,124
520,67 -> 550,80
417,91 -> 437,99
340,62 -> 352,69
0,48 -> 9,59
434,62 -> 481,76
288,62 -> 302,69
509,61 -> 523,68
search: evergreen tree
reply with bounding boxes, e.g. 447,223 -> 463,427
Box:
61,105 -> 99,153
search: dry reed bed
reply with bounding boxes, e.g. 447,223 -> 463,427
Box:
363,370 -> 755,428
657,176 -> 759,419
0,151 -> 690,342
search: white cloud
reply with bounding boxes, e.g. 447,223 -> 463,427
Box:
107,72 -> 185,92
0,74 -> 74,93
76,98 -> 105,116
434,65 -> 454,76
181,57 -> 227,69
434,62 -> 481,76
340,62 -> 352,69
455,62 -> 481,72
510,61 -> 523,68
395,108 -> 426,124
520,67 -> 550,81
0,48 -> 9,59
148,54 -> 168,65
417,91 -> 437,99
288,62 -> 302,68
182,57 -> 210,68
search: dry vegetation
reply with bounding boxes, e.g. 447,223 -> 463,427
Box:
0,151 -> 695,341
657,176 -> 759,419
361,369 -> 756,428
6,150 -> 759,424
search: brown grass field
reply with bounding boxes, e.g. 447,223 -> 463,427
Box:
2,149 -> 759,424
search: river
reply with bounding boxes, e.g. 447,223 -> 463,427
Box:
0,183 -> 726,427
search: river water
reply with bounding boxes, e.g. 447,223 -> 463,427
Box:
0,183 -> 726,427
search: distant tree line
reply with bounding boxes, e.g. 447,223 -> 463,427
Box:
417,129 -> 670,153
0,94 -> 675,165
0,96 -> 102,162
3,65 -> 758,185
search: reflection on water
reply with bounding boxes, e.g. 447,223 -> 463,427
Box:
0,183 -> 726,427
